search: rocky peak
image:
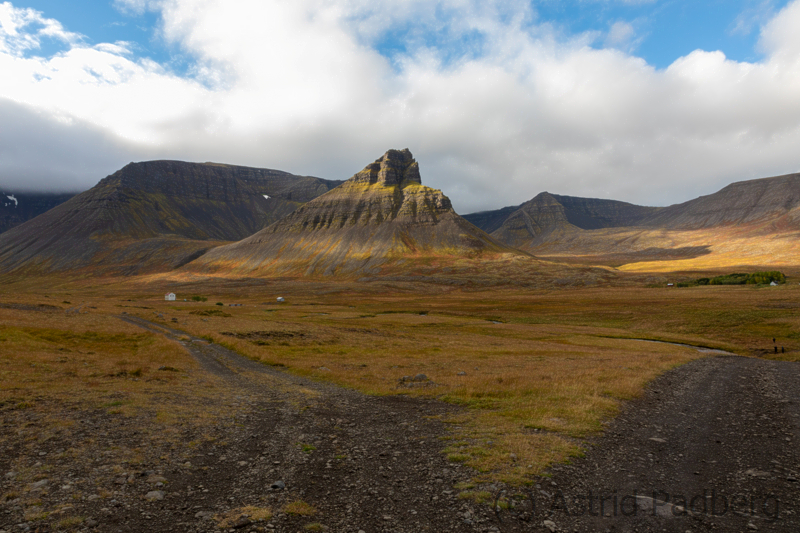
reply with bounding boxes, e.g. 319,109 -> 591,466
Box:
350,149 -> 421,187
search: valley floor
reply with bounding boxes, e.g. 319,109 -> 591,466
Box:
1,278 -> 799,532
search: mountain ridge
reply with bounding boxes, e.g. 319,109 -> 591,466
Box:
0,160 -> 342,275
464,172 -> 800,268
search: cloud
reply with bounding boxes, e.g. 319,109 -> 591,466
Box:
729,0 -> 779,37
0,97 -> 146,192
603,20 -> 643,53
2,0 -> 800,213
0,1 -> 81,55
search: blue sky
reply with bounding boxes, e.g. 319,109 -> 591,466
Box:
9,0 -> 187,69
2,0 -> 800,211
12,0 -> 789,70
536,0 -> 789,67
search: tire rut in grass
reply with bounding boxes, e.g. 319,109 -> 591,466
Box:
105,315 -> 531,532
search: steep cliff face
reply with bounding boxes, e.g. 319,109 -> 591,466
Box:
551,195 -> 660,230
188,149 -> 517,276
0,192 -> 77,234
0,161 -> 342,275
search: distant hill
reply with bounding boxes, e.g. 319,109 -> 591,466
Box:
187,149 -> 519,277
0,160 -> 342,275
0,191 -> 77,234
464,173 -> 800,269
464,192 -> 659,249
640,173 -> 800,231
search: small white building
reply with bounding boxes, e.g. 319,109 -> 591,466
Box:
277,297 -> 285,303
165,292 -> 176,301
770,281 -> 778,286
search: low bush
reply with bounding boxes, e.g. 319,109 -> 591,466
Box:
680,271 -> 785,287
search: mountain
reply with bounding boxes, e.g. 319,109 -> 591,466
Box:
465,173 -> 800,270
187,149 -> 519,277
0,160 -> 342,275
0,191 -> 77,234
464,192 -> 660,249
640,173 -> 800,231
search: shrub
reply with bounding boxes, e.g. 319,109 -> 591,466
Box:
709,273 -> 750,285
190,309 -> 231,317
191,296 -> 208,302
747,271 -> 785,285
678,271 -> 787,287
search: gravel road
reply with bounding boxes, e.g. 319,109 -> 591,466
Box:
534,356 -> 800,533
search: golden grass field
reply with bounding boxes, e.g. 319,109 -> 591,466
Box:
2,271 -> 798,484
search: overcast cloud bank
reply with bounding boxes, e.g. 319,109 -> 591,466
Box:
1,0 -> 800,211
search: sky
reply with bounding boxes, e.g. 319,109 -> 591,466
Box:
1,0 -> 800,213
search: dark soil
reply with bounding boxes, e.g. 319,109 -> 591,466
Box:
2,318 -> 800,533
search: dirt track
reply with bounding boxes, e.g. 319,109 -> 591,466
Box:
535,356 -> 800,532
3,317 -> 800,533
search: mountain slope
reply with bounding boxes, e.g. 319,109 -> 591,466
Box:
187,149 -> 519,277
0,161 -> 342,275
0,192 -> 78,234
640,173 -> 800,231
465,192 -> 660,250
463,173 -> 800,269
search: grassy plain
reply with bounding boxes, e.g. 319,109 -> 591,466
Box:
1,273 -> 799,484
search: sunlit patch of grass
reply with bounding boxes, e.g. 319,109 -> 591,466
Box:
299,443 -> 316,453
23,507 -> 49,521
215,506 -> 272,528
458,490 -> 493,504
54,516 -> 84,530
283,500 -> 316,516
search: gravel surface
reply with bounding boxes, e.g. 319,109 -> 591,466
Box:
3,317 -> 799,533
532,356 -> 800,533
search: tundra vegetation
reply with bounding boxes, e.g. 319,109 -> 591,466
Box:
1,272 -> 798,488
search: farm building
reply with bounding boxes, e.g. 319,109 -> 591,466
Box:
165,293 -> 176,301
277,297 -> 285,303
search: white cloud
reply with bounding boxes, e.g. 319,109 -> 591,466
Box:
730,0 -> 778,36
604,21 -> 643,53
0,1 -> 81,55
1,0 -> 800,212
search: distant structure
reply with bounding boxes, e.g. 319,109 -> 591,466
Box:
667,283 -> 674,287
277,297 -> 285,303
770,281 -> 778,286
165,293 -> 176,301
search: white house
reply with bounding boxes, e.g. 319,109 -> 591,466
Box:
165,293 -> 176,301
277,297 -> 285,303
770,281 -> 778,286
